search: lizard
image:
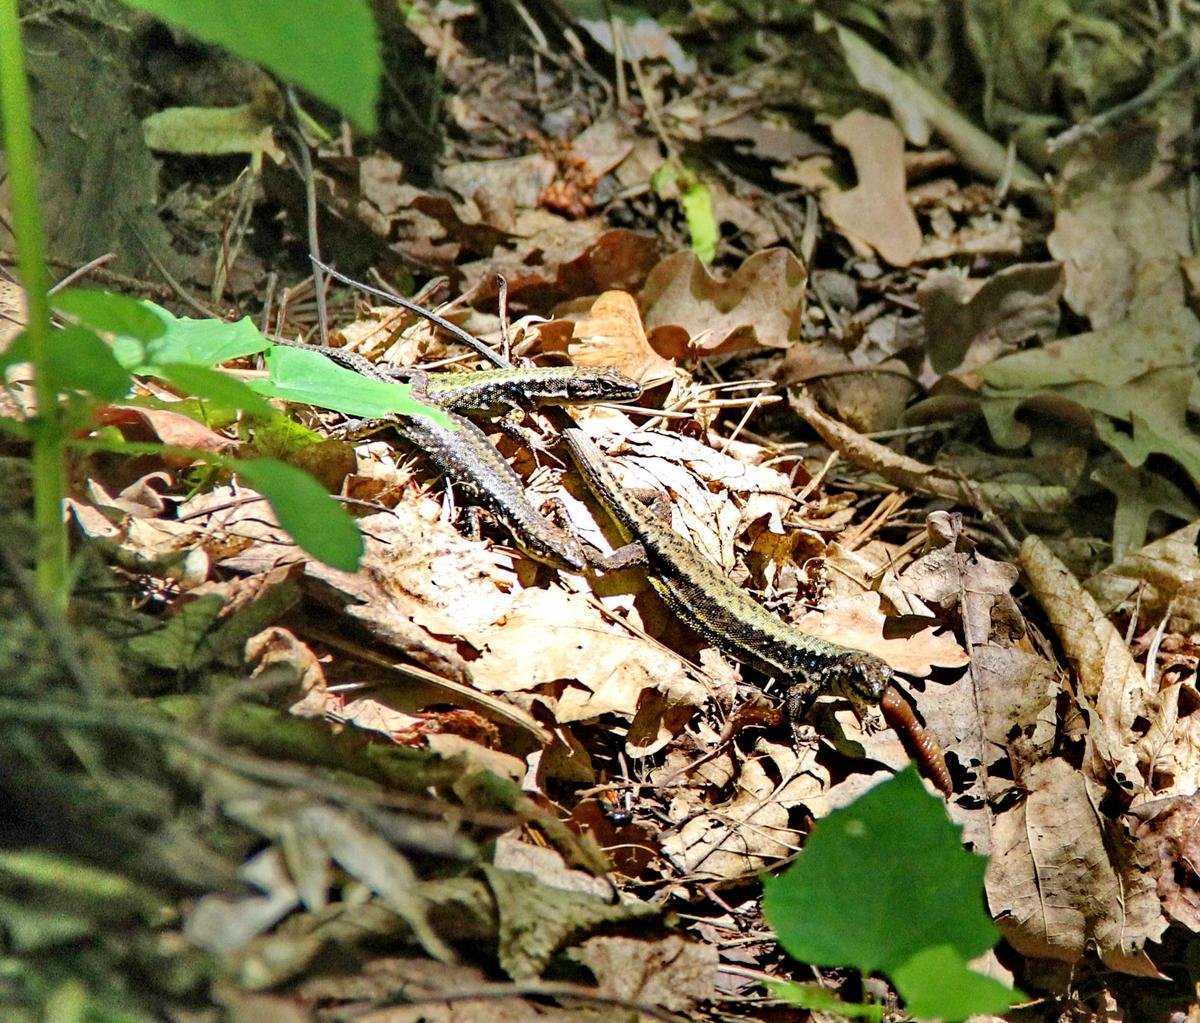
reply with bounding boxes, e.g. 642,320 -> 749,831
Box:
263,337 -> 951,792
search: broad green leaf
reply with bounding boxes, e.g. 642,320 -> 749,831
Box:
118,0 -> 380,131
232,457 -> 362,571
52,288 -> 166,341
892,945 -> 1019,1020
766,981 -> 883,1021
5,326 -> 132,400
156,362 -> 280,419
132,304 -> 269,370
762,767 -> 1014,1021
680,180 -> 718,264
254,345 -> 451,424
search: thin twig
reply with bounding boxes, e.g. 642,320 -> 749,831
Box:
49,252 -> 116,293
281,105 -> 329,346
127,224 -> 222,318
1046,49 -> 1200,153
311,257 -> 511,368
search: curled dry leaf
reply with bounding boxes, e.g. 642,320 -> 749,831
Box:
1019,534 -> 1171,795
919,262 -> 1063,376
97,404 -> 235,452
464,225 -> 661,309
639,248 -> 807,355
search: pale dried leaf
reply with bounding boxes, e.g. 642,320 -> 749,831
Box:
898,520 -> 1022,648
185,848 -> 299,954
822,110 -> 923,267
424,733 -> 525,783
0,278 -> 25,349
573,934 -> 717,1012
794,591 -> 969,677
987,757 -> 1167,977
297,802 -> 453,961
1085,519 -> 1200,633
467,587 -> 705,755
491,836 -> 615,901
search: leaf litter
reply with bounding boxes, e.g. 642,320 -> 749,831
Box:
11,3 -> 1200,1021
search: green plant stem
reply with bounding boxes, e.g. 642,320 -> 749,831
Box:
0,0 -> 68,612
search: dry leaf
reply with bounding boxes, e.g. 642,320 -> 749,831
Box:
1133,794 -> 1200,932
567,290 -> 676,387
1048,102 -> 1191,327
898,521 -> 1022,648
1019,535 -> 1170,794
919,262 -> 1063,376
0,278 -> 27,349
1084,519 -> 1200,634
661,740 -> 826,877
467,588 -> 706,757
573,934 -> 717,1013
640,248 -> 807,355
988,757 -> 1167,977
779,110 -> 922,266
794,591 -> 969,677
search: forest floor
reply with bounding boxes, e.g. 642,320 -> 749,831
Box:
4,3 -> 1200,1021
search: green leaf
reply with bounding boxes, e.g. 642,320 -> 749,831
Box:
892,945 -> 1019,1020
156,362 -> 280,419
132,304 -> 269,370
52,288 -> 166,341
232,457 -> 363,571
254,345 -> 451,423
680,180 -> 718,264
117,0 -> 381,131
125,594 -> 226,672
5,326 -> 132,400
762,767 -> 1016,1021
142,103 -> 284,159
766,981 -> 884,1021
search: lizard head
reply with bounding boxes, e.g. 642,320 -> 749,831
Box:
567,368 -> 643,405
831,651 -> 894,718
